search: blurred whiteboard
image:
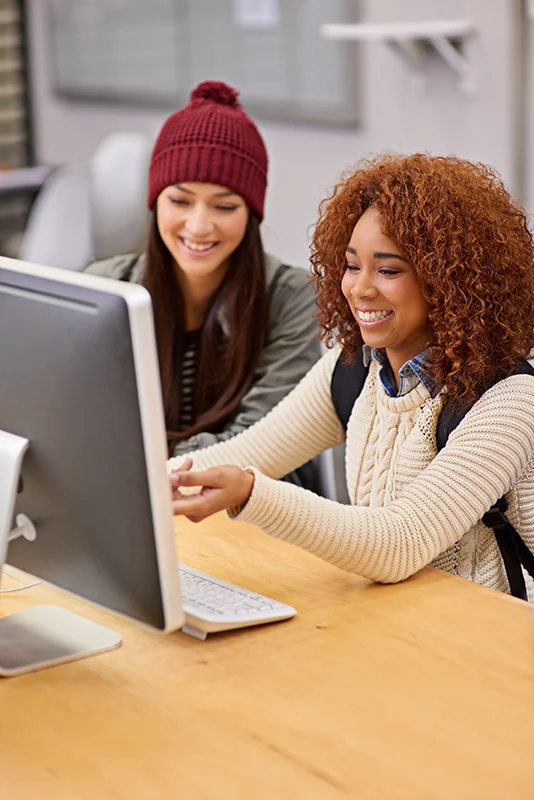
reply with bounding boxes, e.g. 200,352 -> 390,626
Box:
49,0 -> 361,125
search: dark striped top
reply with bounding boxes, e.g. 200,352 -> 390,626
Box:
179,330 -> 201,431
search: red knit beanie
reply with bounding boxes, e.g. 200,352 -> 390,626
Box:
147,81 -> 268,220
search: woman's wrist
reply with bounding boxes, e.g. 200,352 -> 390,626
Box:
228,468 -> 255,517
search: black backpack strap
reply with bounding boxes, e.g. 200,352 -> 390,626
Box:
436,359 -> 534,600
482,498 -> 534,601
505,359 -> 534,378
435,400 -> 467,452
331,349 -> 369,431
436,359 -> 534,449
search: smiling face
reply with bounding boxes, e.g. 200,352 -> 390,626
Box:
156,182 -> 249,285
341,206 -> 431,375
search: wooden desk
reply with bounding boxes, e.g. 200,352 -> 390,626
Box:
1,513 -> 533,799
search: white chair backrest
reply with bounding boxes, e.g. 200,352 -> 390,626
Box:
90,132 -> 151,261
19,132 -> 152,270
19,162 -> 93,270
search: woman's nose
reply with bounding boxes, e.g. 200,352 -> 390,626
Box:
351,273 -> 378,300
185,205 -> 213,237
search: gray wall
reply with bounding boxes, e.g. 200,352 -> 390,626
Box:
362,0 -> 526,194
26,0 -> 533,267
26,0 -> 363,268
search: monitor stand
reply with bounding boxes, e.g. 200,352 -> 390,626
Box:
0,430 -> 122,677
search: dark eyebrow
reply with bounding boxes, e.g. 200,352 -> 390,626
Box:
174,183 -> 194,194
174,184 -> 238,199
374,251 -> 406,261
345,247 -> 406,262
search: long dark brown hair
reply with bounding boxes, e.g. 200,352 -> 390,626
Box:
144,212 -> 268,453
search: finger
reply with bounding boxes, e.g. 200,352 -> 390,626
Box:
171,479 -> 208,499
174,468 -> 224,488
172,494 -> 218,517
169,458 -> 193,484
168,456 -> 193,472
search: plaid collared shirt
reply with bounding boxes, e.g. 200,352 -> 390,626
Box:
362,345 -> 438,398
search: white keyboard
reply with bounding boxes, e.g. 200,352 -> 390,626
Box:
178,563 -> 297,639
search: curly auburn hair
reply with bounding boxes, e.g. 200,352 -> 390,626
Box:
311,153 -> 534,405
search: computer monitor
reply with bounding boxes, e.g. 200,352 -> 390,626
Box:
0,256 -> 184,674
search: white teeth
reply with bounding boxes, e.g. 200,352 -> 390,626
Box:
358,310 -> 392,322
183,239 -> 214,252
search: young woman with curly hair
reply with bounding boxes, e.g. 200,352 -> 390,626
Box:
168,153 -> 534,598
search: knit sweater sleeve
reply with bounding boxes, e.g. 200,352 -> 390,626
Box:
233,374 -> 534,583
167,346 -> 345,479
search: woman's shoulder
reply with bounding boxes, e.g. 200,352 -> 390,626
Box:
446,370 -> 534,447
472,369 -> 534,407
261,253 -> 320,354
265,253 -> 311,292
479,370 -> 534,408
264,253 -> 315,319
84,252 -> 146,283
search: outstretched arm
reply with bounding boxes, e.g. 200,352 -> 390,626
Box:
167,346 -> 345,480
172,375 -> 534,584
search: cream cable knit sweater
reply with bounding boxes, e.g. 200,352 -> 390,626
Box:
168,347 -> 534,594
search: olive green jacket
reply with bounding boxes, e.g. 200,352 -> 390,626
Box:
85,252 -> 321,457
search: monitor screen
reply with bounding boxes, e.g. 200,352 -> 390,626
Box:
0,257 -> 183,633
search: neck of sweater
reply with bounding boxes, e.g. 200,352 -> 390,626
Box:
376,374 -> 431,413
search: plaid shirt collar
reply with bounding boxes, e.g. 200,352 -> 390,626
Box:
362,345 -> 438,398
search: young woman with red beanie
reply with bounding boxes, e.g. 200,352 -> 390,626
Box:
86,81 -> 321,491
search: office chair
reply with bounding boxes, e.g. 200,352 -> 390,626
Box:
19,132 -> 152,270
314,340 -> 350,503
